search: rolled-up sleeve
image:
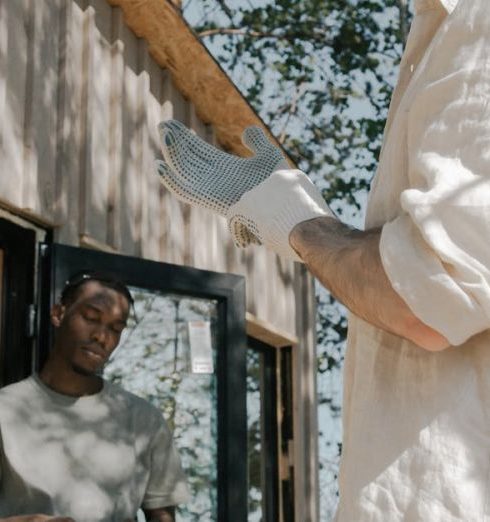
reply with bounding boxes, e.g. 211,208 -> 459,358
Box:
379,0 -> 490,346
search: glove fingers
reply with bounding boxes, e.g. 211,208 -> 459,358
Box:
159,121 -> 262,202
155,160 -> 197,203
159,119 -> 232,172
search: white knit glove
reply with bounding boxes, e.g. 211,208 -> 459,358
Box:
156,120 -> 335,261
226,169 -> 335,261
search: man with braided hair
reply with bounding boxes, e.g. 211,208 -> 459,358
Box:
157,0 -> 490,520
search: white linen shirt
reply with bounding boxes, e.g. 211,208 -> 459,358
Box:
335,0 -> 490,520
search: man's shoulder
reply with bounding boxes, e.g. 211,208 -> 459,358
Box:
103,381 -> 164,423
0,377 -> 37,422
0,376 -> 35,400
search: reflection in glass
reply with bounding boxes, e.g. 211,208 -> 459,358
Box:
104,287 -> 219,522
247,349 -> 263,522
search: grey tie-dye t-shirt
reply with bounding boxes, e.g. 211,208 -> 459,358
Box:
0,375 -> 189,521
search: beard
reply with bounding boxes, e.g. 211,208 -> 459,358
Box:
71,361 -> 100,377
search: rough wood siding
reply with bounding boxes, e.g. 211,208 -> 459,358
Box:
0,0 -> 302,335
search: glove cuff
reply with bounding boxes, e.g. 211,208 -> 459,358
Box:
226,169 -> 335,262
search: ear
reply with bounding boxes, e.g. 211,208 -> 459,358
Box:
50,303 -> 66,328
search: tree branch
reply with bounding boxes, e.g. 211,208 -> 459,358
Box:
198,27 -> 288,39
214,0 -> 234,21
278,83 -> 305,144
198,27 -> 330,44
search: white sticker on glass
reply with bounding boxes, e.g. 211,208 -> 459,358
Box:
188,320 -> 214,374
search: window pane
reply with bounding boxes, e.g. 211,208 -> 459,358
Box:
104,287 -> 219,521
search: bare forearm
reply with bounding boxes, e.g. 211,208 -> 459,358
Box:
289,217 -> 449,351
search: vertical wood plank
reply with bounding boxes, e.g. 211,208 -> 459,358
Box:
21,0 -> 35,212
80,0 -> 112,244
107,6 -> 124,250
206,125 -> 228,273
245,246 -> 264,316
142,51 -> 163,262
159,71 -> 187,265
0,0 -> 29,209
0,0 -> 6,152
55,0 -> 85,245
179,91 -> 192,267
188,104 -> 213,270
118,19 -> 142,256
23,0 -> 61,219
284,262 -> 297,330
138,39 -> 150,259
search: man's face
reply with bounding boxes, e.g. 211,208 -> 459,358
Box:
51,281 -> 130,376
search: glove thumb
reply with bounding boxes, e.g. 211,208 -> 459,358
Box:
242,126 -> 290,170
228,215 -> 262,248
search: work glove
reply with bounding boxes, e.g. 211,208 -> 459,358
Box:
157,119 -> 288,246
156,119 -> 334,261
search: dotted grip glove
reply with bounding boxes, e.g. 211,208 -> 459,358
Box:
156,119 -> 335,262
157,119 -> 288,247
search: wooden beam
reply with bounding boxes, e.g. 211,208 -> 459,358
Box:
246,312 -> 298,348
105,0 -> 294,162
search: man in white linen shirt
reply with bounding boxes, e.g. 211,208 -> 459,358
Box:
156,0 -> 490,519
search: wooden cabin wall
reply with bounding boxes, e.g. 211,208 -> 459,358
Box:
0,0 -> 307,336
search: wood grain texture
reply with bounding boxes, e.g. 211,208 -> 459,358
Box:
142,47 -> 163,261
157,72 -> 187,265
118,17 -> 143,255
55,0 -> 85,244
0,0 -> 304,338
1,0 -> 29,208
23,0 -> 60,219
80,1 -> 112,244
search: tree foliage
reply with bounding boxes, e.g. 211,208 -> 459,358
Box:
186,0 -> 409,210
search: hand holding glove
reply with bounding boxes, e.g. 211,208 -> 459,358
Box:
156,119 -> 335,261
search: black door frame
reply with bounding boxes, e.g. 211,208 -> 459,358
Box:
0,218 -> 36,386
37,242 -> 248,521
247,336 -> 280,522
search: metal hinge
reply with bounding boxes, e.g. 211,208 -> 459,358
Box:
26,304 -> 37,338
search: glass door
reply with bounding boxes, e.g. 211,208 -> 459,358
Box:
247,341 -> 278,522
246,339 -> 295,522
37,243 -> 247,522
105,289 -> 220,520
